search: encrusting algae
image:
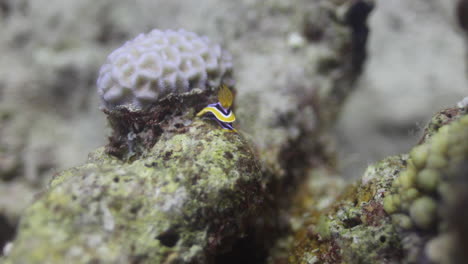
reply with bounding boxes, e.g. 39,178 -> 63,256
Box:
385,110 -> 468,227
3,120 -> 266,264
288,106 -> 468,264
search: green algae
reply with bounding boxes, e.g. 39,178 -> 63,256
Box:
388,113 -> 468,219
289,156 -> 406,263
3,121 -> 263,264
290,109 -> 468,264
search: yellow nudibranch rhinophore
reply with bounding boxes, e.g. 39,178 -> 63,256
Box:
196,85 -> 236,130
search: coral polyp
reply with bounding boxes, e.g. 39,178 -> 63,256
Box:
97,29 -> 233,110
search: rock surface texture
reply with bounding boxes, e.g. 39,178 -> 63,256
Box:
289,106 -> 468,264
4,121 -> 263,263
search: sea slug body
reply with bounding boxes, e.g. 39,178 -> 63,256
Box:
197,84 -> 236,130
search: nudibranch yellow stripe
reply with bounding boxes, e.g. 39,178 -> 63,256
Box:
196,84 -> 236,130
196,106 -> 236,122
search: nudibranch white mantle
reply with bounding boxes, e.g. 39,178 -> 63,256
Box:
197,85 -> 236,130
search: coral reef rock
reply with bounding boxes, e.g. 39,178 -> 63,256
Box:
99,29 -> 235,160
236,0 -> 374,182
289,106 -> 468,264
2,121 -> 264,264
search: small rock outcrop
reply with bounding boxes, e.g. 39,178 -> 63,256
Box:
4,121 -> 264,264
2,28 -> 268,264
289,106 -> 468,264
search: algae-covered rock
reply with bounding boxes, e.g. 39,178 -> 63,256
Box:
290,155 -> 406,264
3,120 -> 263,264
289,107 -> 468,264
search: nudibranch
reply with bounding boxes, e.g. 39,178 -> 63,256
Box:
196,85 -> 236,130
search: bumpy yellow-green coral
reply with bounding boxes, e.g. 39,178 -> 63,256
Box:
288,108 -> 467,264
3,121 -> 263,264
379,111 -> 468,263
385,114 -> 468,230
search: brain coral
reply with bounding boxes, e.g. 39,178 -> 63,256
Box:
97,29 -> 233,109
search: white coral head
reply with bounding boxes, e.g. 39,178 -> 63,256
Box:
97,29 -> 233,110
457,96 -> 468,109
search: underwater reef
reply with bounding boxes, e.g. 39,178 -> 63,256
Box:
3,120 -> 264,263
1,0 -> 375,262
2,28 -> 262,263
1,0 -> 468,263
288,106 -> 468,264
